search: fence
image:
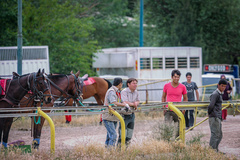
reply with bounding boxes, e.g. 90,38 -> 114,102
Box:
1,101 -> 240,153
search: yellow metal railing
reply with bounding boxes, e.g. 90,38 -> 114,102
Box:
35,106 -> 126,153
37,107 -> 55,154
168,102 -> 185,143
170,102 -> 240,143
108,105 -> 126,151
199,80 -> 234,101
199,83 -> 218,102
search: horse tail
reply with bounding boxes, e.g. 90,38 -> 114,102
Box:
104,79 -> 112,89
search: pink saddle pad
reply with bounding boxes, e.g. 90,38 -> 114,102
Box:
83,77 -> 96,86
0,79 -> 8,95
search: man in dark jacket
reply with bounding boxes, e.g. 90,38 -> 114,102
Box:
208,79 -> 227,152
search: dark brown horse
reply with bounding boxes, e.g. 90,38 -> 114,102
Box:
19,71 -> 82,149
0,69 -> 50,148
81,77 -> 112,105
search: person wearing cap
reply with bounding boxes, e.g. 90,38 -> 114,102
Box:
182,72 -> 199,130
117,78 -> 140,146
102,77 -> 130,148
208,79 -> 227,152
220,75 -> 232,121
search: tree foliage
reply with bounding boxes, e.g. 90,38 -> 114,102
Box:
22,0 -> 99,75
144,0 -> 240,65
0,0 -> 18,46
1,0 -> 240,75
79,0 -> 139,48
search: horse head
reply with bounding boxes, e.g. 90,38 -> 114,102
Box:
30,69 -> 52,104
3,69 -> 51,106
69,71 -> 84,103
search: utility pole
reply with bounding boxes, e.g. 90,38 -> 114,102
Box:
17,0 -> 23,75
139,0 -> 144,47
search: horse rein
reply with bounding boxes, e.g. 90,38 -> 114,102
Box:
1,72 -> 51,107
43,74 -> 83,104
71,73 -> 83,100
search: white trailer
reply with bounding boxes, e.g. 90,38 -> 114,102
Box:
93,47 -> 202,102
0,46 -> 50,76
93,47 -> 202,85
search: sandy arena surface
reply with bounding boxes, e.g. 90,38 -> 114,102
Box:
6,114 -> 240,159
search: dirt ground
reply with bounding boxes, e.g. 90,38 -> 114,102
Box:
7,114 -> 240,159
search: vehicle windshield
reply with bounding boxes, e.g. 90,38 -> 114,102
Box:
202,77 -> 230,94
202,77 -> 230,85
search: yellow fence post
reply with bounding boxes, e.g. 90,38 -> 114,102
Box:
168,102 -> 185,144
108,105 -> 126,151
37,107 -> 55,154
202,87 -> 206,102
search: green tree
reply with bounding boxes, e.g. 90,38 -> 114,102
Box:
22,0 -> 99,75
144,0 -> 240,65
81,0 -> 139,48
198,0 -> 240,65
0,0 -> 18,46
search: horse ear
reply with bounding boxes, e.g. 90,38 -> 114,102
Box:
75,71 -> 80,77
12,72 -> 19,77
70,71 -> 73,74
37,69 -> 41,76
42,69 -> 45,74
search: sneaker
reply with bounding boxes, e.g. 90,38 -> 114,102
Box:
218,151 -> 226,155
189,126 -> 194,131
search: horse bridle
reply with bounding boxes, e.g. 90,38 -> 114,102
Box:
71,73 -> 83,101
3,72 -> 50,106
43,74 -> 83,105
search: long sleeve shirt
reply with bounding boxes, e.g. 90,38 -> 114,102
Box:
208,88 -> 223,119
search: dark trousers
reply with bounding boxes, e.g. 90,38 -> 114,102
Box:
118,113 -> 135,145
209,117 -> 222,151
184,110 -> 194,128
164,110 -> 179,138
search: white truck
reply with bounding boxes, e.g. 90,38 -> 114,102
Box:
202,64 -> 239,96
0,46 -> 50,76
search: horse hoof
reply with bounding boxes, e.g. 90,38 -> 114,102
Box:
32,140 -> 39,149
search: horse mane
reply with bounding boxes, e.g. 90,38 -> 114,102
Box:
47,74 -> 67,79
104,79 -> 112,89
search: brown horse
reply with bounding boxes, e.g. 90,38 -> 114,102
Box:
81,77 -> 112,105
20,71 -> 82,149
0,71 -> 82,149
0,69 -> 51,148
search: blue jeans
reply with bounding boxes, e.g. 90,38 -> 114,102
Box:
185,110 -> 194,127
103,120 -> 117,148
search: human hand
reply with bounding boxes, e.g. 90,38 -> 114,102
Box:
125,104 -> 131,112
133,102 -> 138,110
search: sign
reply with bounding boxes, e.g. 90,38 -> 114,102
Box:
204,64 -> 231,72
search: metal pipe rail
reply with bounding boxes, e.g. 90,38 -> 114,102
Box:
0,101 -> 239,147
1,101 -> 239,117
137,79 -> 171,87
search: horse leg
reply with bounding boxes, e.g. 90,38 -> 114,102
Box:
32,117 -> 45,149
2,117 -> 13,148
0,118 -> 4,147
93,94 -> 103,105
